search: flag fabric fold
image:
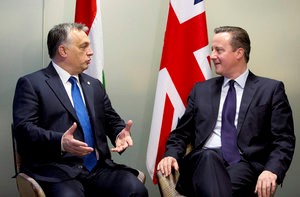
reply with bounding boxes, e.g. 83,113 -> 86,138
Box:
75,0 -> 105,84
146,0 -> 211,184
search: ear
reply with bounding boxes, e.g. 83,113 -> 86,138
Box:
235,48 -> 245,61
58,45 -> 68,58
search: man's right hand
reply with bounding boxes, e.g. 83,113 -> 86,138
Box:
157,156 -> 179,177
62,122 -> 93,156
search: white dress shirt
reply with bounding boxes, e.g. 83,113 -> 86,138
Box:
52,61 -> 86,106
52,61 -> 91,153
204,69 -> 249,148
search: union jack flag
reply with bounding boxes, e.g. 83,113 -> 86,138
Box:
146,0 -> 211,183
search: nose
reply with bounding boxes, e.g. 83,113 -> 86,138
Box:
87,46 -> 93,57
210,49 -> 217,60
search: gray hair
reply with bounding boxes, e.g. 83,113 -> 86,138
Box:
47,23 -> 89,59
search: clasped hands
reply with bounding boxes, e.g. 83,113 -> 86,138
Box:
157,156 -> 277,197
62,120 -> 133,156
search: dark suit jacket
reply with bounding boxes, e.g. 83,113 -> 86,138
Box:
164,71 -> 295,184
13,63 -> 126,182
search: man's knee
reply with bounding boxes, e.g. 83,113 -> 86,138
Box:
190,148 -> 221,164
40,180 -> 84,197
124,178 -> 148,197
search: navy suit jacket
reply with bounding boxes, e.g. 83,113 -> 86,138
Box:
13,63 -> 126,182
164,71 -> 295,184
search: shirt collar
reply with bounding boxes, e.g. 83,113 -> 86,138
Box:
52,61 -> 79,83
223,69 -> 249,89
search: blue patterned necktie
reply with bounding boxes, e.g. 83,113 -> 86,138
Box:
69,76 -> 97,171
221,80 -> 241,165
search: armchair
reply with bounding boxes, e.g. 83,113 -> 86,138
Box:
156,144 -> 193,197
12,125 -> 46,197
12,125 -> 146,196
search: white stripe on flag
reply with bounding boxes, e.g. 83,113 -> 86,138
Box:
84,0 -> 104,83
146,0 -> 211,183
146,68 -> 185,178
75,0 -> 105,83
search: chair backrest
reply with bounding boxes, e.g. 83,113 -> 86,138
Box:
11,124 -> 46,197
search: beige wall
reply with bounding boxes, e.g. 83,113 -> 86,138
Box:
0,0 -> 299,196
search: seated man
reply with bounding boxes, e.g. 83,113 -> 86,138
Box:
13,23 -> 148,197
157,26 -> 295,197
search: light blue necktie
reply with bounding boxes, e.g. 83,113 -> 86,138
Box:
221,80 -> 241,165
69,76 -> 97,171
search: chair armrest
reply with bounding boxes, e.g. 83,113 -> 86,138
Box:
16,173 -> 46,197
137,170 -> 146,184
157,170 -> 185,197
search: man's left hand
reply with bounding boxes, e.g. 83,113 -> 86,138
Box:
111,120 -> 133,152
255,170 -> 277,197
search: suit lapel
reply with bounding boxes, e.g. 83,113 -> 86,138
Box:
212,77 -> 223,121
237,72 -> 258,132
43,63 -> 79,122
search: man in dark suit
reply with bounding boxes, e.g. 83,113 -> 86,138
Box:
157,26 -> 295,197
13,23 -> 148,197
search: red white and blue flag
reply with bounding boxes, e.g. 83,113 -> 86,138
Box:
75,0 -> 105,84
146,0 -> 211,183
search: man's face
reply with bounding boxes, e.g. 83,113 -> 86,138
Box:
210,32 -> 239,78
64,29 -> 93,75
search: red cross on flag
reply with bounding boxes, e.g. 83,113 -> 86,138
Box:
146,0 -> 211,183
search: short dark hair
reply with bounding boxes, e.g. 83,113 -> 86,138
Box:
214,26 -> 251,63
47,23 -> 88,59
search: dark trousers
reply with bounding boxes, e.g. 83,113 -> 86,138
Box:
39,162 -> 148,197
176,148 -> 258,197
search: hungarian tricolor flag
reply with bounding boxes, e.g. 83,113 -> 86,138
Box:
75,0 -> 105,84
146,0 -> 211,183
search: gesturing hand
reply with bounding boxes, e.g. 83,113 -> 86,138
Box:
62,122 -> 94,156
111,120 -> 133,152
